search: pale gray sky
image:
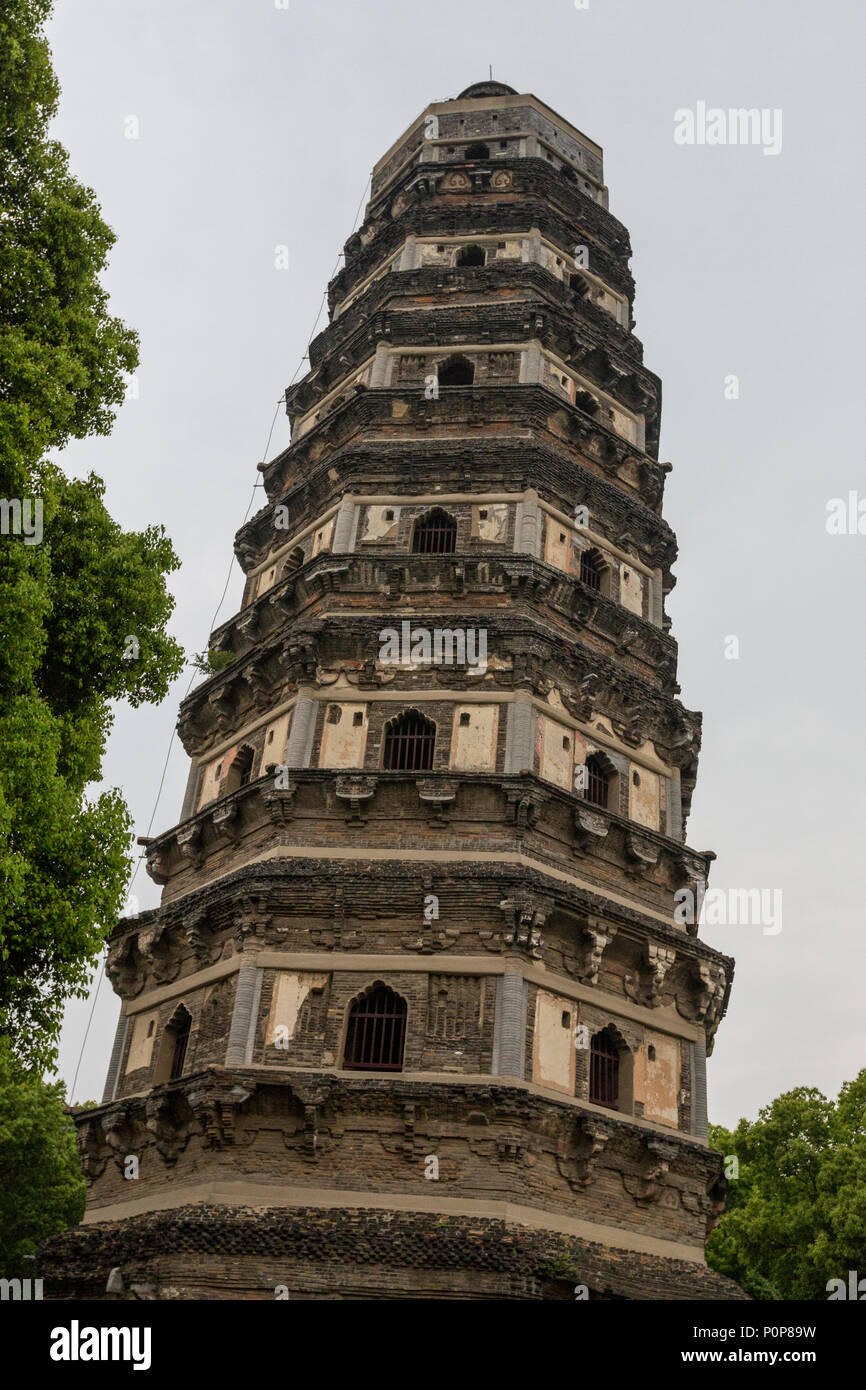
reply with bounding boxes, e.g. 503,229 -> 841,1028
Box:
48,0 -> 865,1126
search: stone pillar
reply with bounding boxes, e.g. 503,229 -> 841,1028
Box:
668,767 -> 683,841
331,495 -> 357,553
284,696 -> 317,769
225,961 -> 264,1066
524,232 -> 543,264
398,238 -> 417,271
519,341 -> 543,385
651,568 -> 664,626
179,761 -> 200,823
504,699 -> 535,775
691,1035 -> 708,1140
369,342 -> 391,388
492,973 -> 528,1079
101,1009 -> 130,1104
514,490 -> 541,557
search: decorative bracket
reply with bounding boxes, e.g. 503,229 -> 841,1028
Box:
334,774 -> 377,822
624,831 -> 659,877
557,1115 -> 613,1190
498,893 -> 552,958
573,802 -> 609,853
416,777 -> 459,824
580,919 -> 617,985
644,942 -> 677,1007
624,1136 -> 679,1204
176,823 -> 205,871
261,780 -> 299,825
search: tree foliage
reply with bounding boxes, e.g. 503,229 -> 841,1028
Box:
0,0 -> 184,1065
0,1037 -> 85,1276
707,1072 -> 866,1299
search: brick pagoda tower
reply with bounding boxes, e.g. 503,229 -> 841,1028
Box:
47,82 -> 745,1300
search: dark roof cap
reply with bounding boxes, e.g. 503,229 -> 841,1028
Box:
457,81 -> 517,99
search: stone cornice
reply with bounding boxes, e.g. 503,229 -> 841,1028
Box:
335,157 -> 634,304
208,550 -> 677,684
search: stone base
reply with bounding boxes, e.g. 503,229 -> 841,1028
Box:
40,1205 -> 748,1300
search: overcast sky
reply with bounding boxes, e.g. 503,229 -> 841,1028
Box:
47,0 -> 865,1127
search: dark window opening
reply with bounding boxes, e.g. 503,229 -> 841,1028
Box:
459,712 -> 471,726
412,508 -> 457,554
561,1011 -> 571,1028
648,1044 -> 656,1061
344,985 -> 407,1071
225,745 -> 255,793
437,355 -> 475,387
464,142 -> 489,160
353,711 -> 364,726
167,1007 -> 192,1082
383,710 -> 435,772
580,550 -> 603,591
589,1028 -> 620,1108
584,753 -> 611,809
456,243 -> 486,267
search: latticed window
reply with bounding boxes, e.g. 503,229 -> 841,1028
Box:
344,986 -> 407,1071
382,710 -> 435,771
589,1029 -> 620,1108
412,509 -> 457,554
579,549 -> 603,591
583,753 -> 610,809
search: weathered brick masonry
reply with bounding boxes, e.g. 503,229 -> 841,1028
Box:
41,80 -> 741,1300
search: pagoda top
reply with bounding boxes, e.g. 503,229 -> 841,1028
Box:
456,81 -> 517,99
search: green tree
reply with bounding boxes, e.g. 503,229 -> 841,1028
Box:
0,1037 -> 85,1276
0,0 -> 184,1066
707,1072 -> 866,1299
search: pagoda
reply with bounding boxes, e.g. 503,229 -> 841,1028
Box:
45,81 -> 745,1300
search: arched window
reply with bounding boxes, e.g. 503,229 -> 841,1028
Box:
225,745 -> 255,794
584,753 -> 612,809
155,1004 -> 192,1084
437,355 -> 475,387
412,507 -> 457,554
579,549 -> 603,592
344,984 -> 407,1071
456,243 -> 486,267
464,142 -> 489,160
382,710 -> 435,771
589,1026 -> 620,1108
